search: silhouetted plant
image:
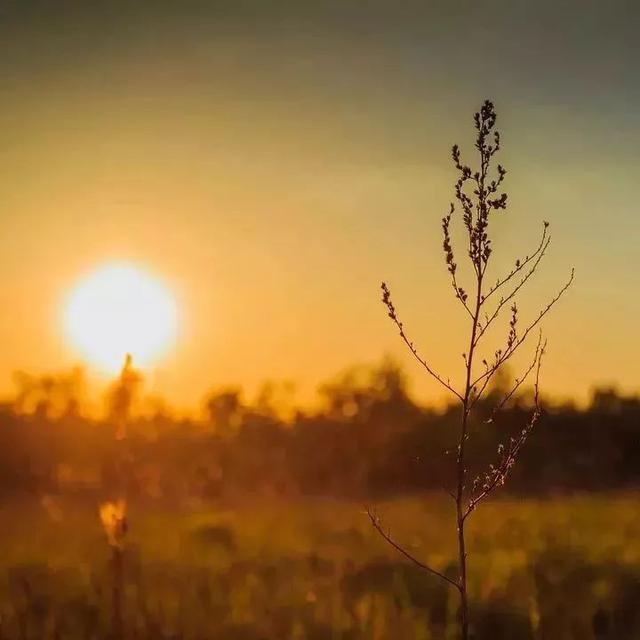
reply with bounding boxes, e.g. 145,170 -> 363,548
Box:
101,354 -> 138,639
99,499 -> 127,638
368,100 -> 573,639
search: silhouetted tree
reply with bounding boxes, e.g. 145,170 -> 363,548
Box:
205,387 -> 245,437
369,100 -> 573,639
12,367 -> 85,420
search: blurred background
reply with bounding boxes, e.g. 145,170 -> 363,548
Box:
0,1 -> 638,638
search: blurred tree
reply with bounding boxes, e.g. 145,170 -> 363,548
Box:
205,387 -> 245,437
12,367 -> 85,420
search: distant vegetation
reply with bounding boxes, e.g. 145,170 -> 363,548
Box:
0,492 -> 639,639
0,358 -> 637,500
0,355 -> 637,640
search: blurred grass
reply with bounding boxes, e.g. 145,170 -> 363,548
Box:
0,492 -> 638,639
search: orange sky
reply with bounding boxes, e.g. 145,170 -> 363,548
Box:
0,2 -> 638,410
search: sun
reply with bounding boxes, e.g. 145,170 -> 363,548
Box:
63,263 -> 178,373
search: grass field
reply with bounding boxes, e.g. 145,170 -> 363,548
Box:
0,492 -> 638,639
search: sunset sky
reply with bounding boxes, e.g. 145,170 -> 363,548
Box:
0,1 -> 638,410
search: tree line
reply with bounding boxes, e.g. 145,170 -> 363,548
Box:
0,358 -> 636,499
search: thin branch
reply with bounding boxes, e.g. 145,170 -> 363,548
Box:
471,268 -> 574,395
482,222 -> 550,303
464,339 -> 547,519
366,507 -> 461,591
470,331 -> 543,412
381,283 -> 463,401
442,207 -> 474,321
451,270 -> 475,321
475,233 -> 551,344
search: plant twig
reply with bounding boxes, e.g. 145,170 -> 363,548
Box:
382,282 -> 463,401
366,507 -> 461,591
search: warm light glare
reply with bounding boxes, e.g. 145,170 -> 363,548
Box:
64,263 -> 178,373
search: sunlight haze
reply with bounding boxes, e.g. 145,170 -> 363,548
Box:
0,1 -> 637,409
63,262 -> 178,374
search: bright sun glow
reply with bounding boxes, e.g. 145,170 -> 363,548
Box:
64,263 -> 178,373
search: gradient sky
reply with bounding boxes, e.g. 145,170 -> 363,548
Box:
0,0 -> 638,409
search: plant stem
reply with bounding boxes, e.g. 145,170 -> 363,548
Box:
111,545 -> 124,640
456,266 -> 483,639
